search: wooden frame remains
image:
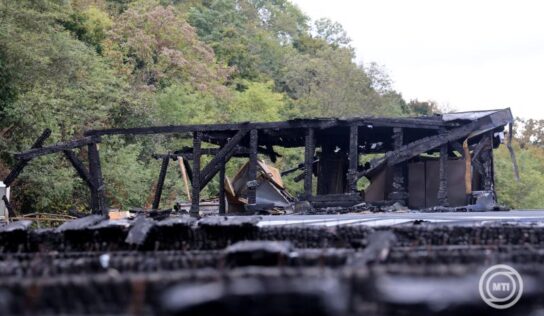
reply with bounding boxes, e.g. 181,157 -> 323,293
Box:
4,108 -> 515,217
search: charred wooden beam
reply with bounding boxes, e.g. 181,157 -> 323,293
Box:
247,129 -> 258,205
347,124 -> 359,193
219,159 -> 226,215
88,143 -> 107,215
355,117 -> 453,129
182,158 -> 193,183
304,128 -> 315,199
386,109 -> 512,166
152,154 -> 170,210
190,132 -> 202,216
2,195 -> 15,218
388,128 -> 407,203
199,128 -> 249,189
4,129 -> 51,186
84,116 -> 454,137
437,141 -> 449,206
63,150 -> 94,189
16,136 -> 99,161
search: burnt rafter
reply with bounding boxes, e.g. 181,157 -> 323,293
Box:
84,117 -> 456,137
385,108 -> 512,166
15,136 -> 100,161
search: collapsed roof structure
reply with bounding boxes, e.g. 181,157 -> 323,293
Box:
1,108 -> 515,218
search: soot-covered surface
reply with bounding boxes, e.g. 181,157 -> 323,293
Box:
0,211 -> 544,315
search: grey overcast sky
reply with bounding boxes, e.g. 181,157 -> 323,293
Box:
291,0 -> 544,119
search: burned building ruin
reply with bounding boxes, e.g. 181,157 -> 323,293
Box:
2,108 -> 544,316
1,108 -> 515,218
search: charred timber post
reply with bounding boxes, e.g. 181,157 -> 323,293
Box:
304,128 -> 315,199
437,130 -> 449,206
152,154 -> 170,210
190,132 -> 202,216
88,142 -> 107,215
482,132 -> 494,192
348,124 -> 359,193
388,127 -> 407,204
247,129 -> 258,205
2,196 -> 15,218
4,128 -> 51,187
219,158 -> 226,214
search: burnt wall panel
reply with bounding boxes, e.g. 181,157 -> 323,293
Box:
408,162 -> 426,208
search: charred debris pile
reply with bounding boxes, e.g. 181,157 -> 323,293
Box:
1,215 -> 544,315
1,108 -> 517,219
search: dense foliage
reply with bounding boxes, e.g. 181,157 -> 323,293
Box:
0,0 -> 541,212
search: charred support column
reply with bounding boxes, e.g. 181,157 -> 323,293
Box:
152,154 -> 170,210
88,141 -> 107,215
247,129 -> 258,205
219,158 -> 226,214
190,132 -> 202,216
388,127 -> 407,204
463,139 -> 472,204
347,124 -> 359,193
482,132 -> 494,192
2,196 -> 15,218
437,140 -> 449,206
304,128 -> 315,199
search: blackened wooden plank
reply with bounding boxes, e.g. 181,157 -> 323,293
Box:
386,109 -> 512,166
219,159 -> 226,215
182,157 -> 193,183
16,136 -> 99,161
347,124 -> 359,193
190,132 -> 202,216
84,116 -> 454,137
247,129 -> 258,205
152,155 -> 170,210
304,128 -> 315,199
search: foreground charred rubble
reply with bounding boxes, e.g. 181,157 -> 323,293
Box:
1,213 -> 544,315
